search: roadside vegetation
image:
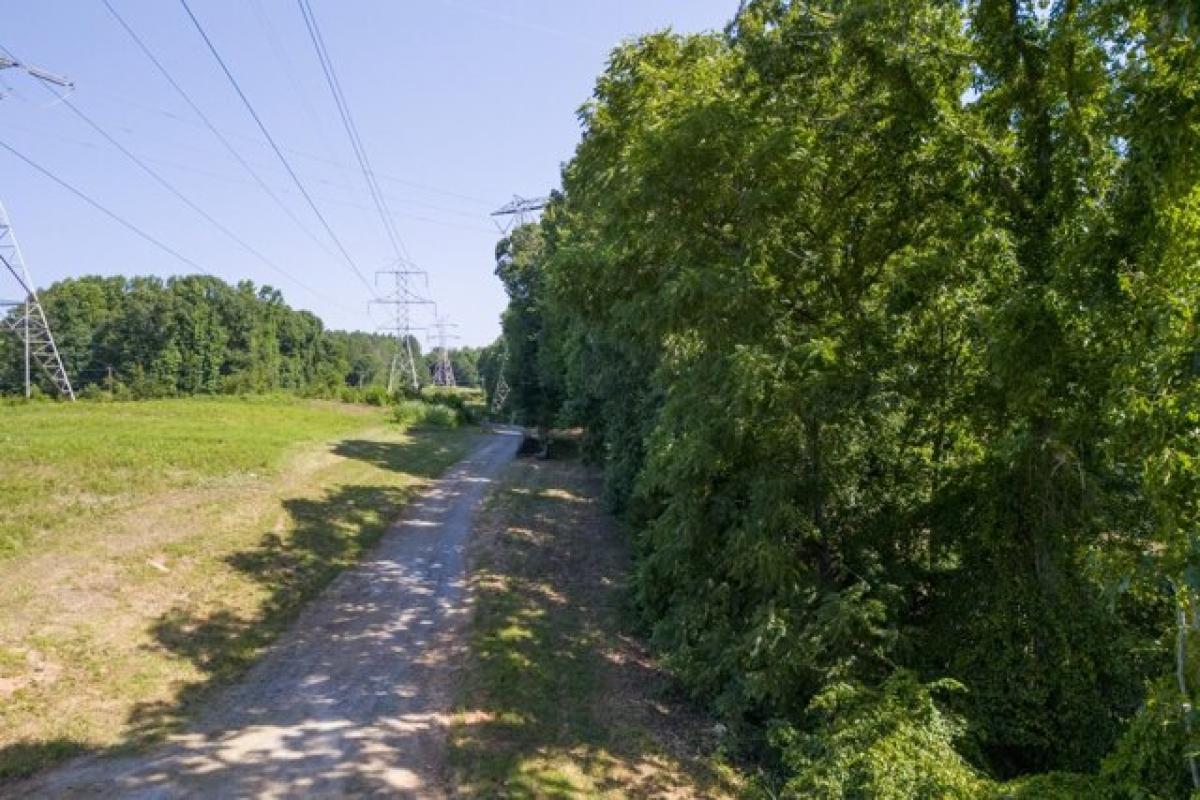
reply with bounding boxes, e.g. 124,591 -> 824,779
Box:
0,273 -> 502,399
450,452 -> 743,798
0,396 -> 477,780
487,2 -> 1200,796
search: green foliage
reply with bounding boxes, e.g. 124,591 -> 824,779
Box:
358,385 -> 391,407
423,346 -> 487,388
421,387 -> 486,424
0,274 -> 427,400
990,772 -> 1108,800
773,672 -> 986,799
490,0 -> 1200,795
393,399 -> 460,430
1098,678 -> 1196,800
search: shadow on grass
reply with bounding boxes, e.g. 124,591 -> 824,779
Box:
450,459 -> 737,799
331,436 -> 463,476
0,428 -> 475,789
0,741 -> 88,782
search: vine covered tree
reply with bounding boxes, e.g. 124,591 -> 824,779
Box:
493,1 -> 1200,795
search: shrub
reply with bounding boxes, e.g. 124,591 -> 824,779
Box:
392,399 -> 460,430
422,404 -> 459,428
360,385 -> 389,407
78,384 -> 114,402
771,672 -> 987,800
421,388 -> 483,424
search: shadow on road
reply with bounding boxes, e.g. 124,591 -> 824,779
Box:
0,429 -> 491,797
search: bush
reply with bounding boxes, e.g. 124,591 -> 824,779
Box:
771,672 -> 987,800
421,387 -> 484,424
393,399 -> 460,430
422,404 -> 459,428
334,385 -> 395,406
78,384 -> 114,402
360,385 -> 390,407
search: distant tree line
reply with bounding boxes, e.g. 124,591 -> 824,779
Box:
0,274 -> 494,399
491,1 -> 1200,797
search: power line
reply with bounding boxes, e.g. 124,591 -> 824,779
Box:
1,38 -> 326,302
94,90 -> 497,207
60,97 -> 327,297
0,136 -> 211,275
177,0 -> 377,296
296,0 -> 409,265
99,0 -> 350,276
247,0 -> 342,173
3,119 -> 496,226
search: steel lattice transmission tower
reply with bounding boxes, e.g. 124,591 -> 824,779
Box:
487,194 -> 543,415
370,263 -> 431,393
0,56 -> 75,400
0,205 -> 75,400
428,314 -> 459,388
490,195 -> 548,234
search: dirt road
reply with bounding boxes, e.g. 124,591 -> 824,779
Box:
9,427 -> 523,799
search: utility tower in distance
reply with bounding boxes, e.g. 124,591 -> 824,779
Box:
0,205 -> 75,399
490,195 -> 548,234
370,263 -> 431,394
0,56 -> 76,400
428,314 -> 459,388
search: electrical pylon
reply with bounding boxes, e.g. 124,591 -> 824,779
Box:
490,194 -> 548,234
428,314 -> 459,387
0,56 -> 75,399
369,262 -> 431,393
0,204 -> 74,400
0,53 -> 74,96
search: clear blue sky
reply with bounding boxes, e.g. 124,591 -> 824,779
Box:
0,0 -> 735,346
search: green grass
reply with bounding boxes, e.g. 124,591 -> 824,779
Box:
449,458 -> 742,799
0,397 -> 388,557
0,396 -> 479,781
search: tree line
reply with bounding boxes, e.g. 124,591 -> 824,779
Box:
0,274 -> 499,399
490,1 -> 1200,796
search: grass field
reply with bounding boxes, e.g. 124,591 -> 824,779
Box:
0,397 -> 477,780
449,456 -> 743,799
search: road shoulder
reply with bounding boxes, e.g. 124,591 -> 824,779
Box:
448,455 -> 744,799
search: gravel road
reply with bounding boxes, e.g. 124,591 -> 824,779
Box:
8,427 -> 523,799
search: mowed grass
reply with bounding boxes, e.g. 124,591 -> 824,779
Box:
0,397 -> 387,557
449,456 -> 743,799
0,396 -> 478,781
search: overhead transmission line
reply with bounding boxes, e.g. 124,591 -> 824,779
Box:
3,118 -> 493,227
99,0 -> 352,280
0,136 -> 211,275
0,40 -> 325,301
91,90 -> 497,208
177,0 -> 377,296
295,0 -> 409,265
247,0 -> 342,170
294,0 -> 434,393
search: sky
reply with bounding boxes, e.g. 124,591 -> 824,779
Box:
0,0 -> 735,346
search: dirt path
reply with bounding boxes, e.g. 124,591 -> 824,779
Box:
9,427 -> 523,799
